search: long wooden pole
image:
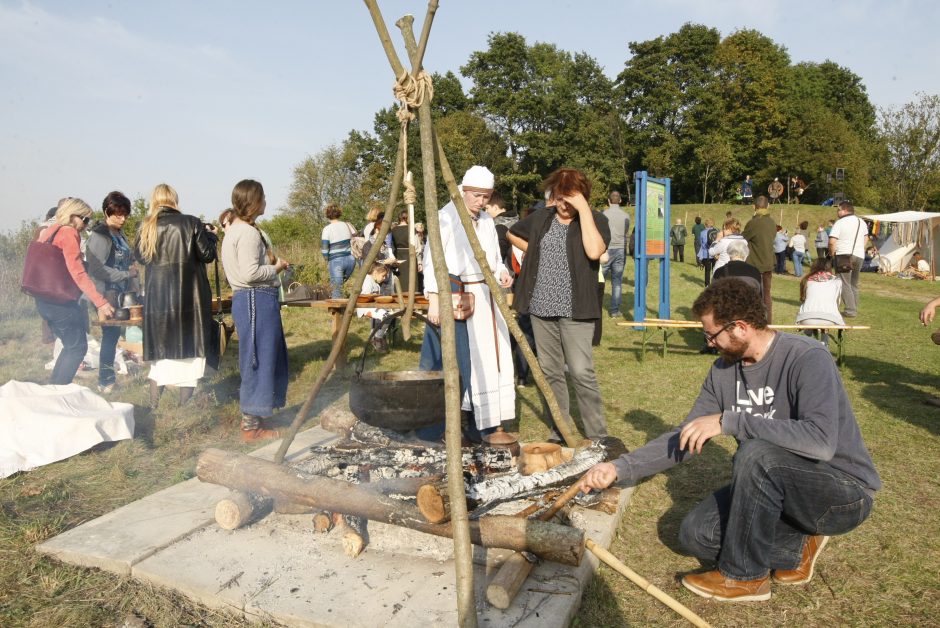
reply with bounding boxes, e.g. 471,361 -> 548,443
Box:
272,140 -> 406,465
396,14 -> 479,627
363,2 -> 477,624
585,539 -> 711,628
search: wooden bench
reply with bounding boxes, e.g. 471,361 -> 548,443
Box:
617,318 -> 871,366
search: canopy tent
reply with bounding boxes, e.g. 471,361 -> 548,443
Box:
862,210 -> 940,274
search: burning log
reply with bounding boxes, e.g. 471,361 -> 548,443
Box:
214,490 -> 270,530
467,442 -> 606,503
332,512 -> 367,557
196,448 -> 584,566
297,442 -> 513,478
312,512 -> 334,533
416,481 -> 450,524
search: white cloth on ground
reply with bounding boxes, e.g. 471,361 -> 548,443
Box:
148,357 -> 206,387
0,380 -> 134,478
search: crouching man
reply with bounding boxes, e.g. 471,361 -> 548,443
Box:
580,278 -> 880,602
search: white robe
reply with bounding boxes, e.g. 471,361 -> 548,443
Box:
423,202 -> 515,429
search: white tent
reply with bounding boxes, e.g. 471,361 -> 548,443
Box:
862,210 -> 940,274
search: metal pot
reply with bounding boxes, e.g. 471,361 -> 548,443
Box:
349,370 -> 445,431
119,292 -> 139,308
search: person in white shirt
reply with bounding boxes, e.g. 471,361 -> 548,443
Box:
419,166 -> 515,442
789,229 -> 807,278
828,202 -> 869,317
708,217 -> 748,273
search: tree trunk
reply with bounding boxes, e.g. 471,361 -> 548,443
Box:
197,448 -> 584,566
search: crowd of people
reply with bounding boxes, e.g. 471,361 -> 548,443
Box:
35,167 -> 934,607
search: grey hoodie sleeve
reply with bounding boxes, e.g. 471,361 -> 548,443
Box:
610,374 -> 723,485
85,230 -> 130,287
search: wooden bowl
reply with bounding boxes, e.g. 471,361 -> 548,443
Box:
519,442 -> 564,475
356,294 -> 375,304
374,295 -> 395,304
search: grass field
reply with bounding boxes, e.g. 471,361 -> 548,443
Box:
1,203 -> 939,627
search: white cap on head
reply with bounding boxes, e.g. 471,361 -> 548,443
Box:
460,165 -> 495,191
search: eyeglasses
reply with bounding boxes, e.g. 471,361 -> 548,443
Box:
74,215 -> 91,226
703,320 -> 739,345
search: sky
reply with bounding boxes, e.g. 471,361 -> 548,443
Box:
2,0 -> 938,232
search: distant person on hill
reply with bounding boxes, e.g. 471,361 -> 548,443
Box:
742,195 -> 777,322
691,216 -> 705,265
789,227 -> 808,278
773,225 -> 789,274
670,218 -> 688,263
741,175 -> 754,205
768,177 -> 784,203
602,191 -> 629,318
579,278 -> 881,603
697,218 -> 718,285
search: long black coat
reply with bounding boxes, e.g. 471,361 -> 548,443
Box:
134,207 -> 218,363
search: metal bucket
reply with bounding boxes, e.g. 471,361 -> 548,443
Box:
349,370 -> 445,431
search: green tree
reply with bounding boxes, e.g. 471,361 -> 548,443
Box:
462,32 -> 619,210
286,143 -> 364,222
789,61 -> 876,138
694,133 -> 735,203
877,93 -> 940,211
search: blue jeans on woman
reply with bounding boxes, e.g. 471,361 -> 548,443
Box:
792,250 -> 805,277
677,439 -> 873,581
328,254 -> 356,298
232,287 -> 288,417
99,324 -> 122,386
35,298 -> 87,385
775,251 -> 787,274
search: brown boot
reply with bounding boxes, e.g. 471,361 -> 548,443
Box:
681,570 -> 771,602
772,535 -> 829,585
241,428 -> 281,444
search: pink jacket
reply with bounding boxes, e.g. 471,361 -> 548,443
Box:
38,225 -> 108,308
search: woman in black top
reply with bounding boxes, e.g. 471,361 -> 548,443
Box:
508,167 -> 611,441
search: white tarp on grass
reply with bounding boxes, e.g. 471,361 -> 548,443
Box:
0,380 -> 134,478
863,210 -> 940,273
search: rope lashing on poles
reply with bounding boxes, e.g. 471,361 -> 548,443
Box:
393,69 -> 433,123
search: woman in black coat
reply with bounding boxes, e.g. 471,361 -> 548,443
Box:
134,183 -> 218,407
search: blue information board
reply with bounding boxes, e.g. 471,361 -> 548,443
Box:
633,171 -> 671,321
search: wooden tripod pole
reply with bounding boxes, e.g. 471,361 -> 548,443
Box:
584,539 -> 711,628
364,2 -> 477,625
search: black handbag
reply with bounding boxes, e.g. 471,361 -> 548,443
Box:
21,226 -> 82,303
834,218 -> 862,273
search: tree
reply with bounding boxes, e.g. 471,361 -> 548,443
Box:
788,61 -> 876,138
694,133 -> 734,203
877,93 -> 940,211
286,143 -> 364,222
462,32 -> 619,210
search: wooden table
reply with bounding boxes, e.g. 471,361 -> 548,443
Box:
281,298 -> 429,367
618,318 -> 870,366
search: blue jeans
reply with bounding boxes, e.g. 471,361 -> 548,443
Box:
678,439 -> 873,580
232,288 -> 288,417
328,255 -> 356,298
99,324 -> 122,386
792,251 -> 805,277
602,248 -> 625,315
775,251 -> 787,274
35,298 -> 87,385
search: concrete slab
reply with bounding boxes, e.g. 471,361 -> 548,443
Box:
38,426 -> 633,626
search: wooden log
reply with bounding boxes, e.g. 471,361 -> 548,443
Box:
417,481 -> 450,523
486,483 -> 586,609
214,490 -> 269,530
304,442 -> 513,474
197,448 -> 584,566
312,511 -> 334,533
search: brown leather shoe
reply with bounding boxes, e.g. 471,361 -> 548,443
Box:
681,570 -> 771,602
773,535 -> 829,585
241,428 -> 281,444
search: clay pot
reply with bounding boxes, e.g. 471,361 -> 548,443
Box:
482,427 -> 520,457
128,304 -> 143,321
520,442 -> 564,475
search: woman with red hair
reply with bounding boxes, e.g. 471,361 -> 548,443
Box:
507,168 -> 611,441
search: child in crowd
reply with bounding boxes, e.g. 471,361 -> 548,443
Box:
362,262 -> 392,353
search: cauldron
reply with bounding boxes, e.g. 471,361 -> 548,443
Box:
349,370 -> 445,431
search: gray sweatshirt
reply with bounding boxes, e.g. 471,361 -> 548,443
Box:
220,221 -> 279,290
611,332 -> 881,493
